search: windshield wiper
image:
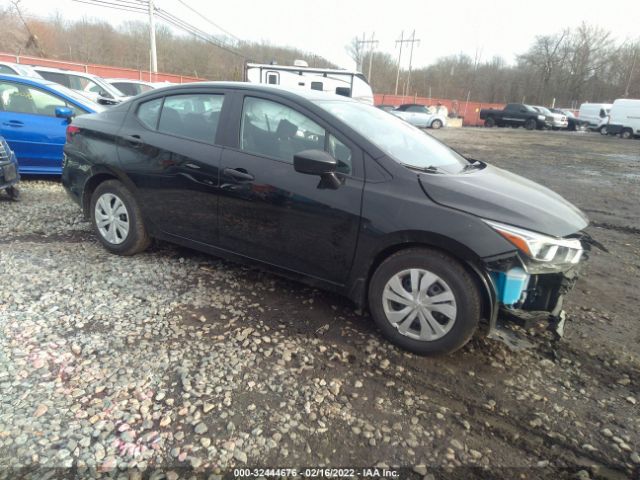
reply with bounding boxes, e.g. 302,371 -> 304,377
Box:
403,164 -> 443,174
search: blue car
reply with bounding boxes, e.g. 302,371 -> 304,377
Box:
0,74 -> 104,174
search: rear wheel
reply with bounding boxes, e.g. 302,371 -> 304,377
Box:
90,180 -> 150,256
620,128 -> 633,139
524,119 -> 536,130
368,248 -> 481,355
431,119 -> 443,129
484,117 -> 495,128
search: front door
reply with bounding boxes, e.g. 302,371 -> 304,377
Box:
0,79 -> 78,174
117,91 -> 227,245
218,94 -> 364,285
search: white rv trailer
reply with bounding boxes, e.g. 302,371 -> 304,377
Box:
245,61 -> 374,105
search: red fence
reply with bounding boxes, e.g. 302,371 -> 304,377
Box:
375,94 -> 505,127
0,53 -> 205,83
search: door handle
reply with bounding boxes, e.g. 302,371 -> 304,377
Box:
224,167 -> 254,181
2,120 -> 24,127
125,134 -> 142,147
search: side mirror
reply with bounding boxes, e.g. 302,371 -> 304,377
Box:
55,106 -> 74,120
294,149 -> 342,189
294,149 -> 337,175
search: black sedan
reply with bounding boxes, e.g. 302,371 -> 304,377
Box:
62,83 -> 589,355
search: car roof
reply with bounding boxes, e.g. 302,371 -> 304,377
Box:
32,66 -> 100,79
131,81 -> 359,104
0,72 -> 59,87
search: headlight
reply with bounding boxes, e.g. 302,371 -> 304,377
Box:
537,115 -> 545,120
485,220 -> 583,273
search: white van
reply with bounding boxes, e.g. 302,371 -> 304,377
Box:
578,103 -> 612,133
246,61 -> 374,105
606,99 -> 640,139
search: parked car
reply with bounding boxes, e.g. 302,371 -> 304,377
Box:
376,104 -> 396,112
0,73 -> 103,174
577,103 -> 612,134
533,106 -> 568,130
33,66 -> 127,105
0,61 -> 44,79
62,83 -> 590,355
105,78 -> 159,97
391,104 -> 447,129
550,108 -> 588,131
604,99 -> 640,139
0,135 -> 20,199
480,103 -> 550,130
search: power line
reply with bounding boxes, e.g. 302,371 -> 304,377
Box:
154,7 -> 245,59
175,0 -> 240,43
69,0 -> 245,59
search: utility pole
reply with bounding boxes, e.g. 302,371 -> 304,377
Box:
405,30 -> 420,96
624,48 -> 637,97
148,0 -> 158,76
394,31 -> 404,96
395,31 -> 420,96
355,32 -> 378,82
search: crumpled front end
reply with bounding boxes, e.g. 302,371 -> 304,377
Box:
481,223 -> 599,347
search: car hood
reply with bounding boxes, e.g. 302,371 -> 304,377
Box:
418,163 -> 588,237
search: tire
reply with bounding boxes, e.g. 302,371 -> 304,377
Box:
511,125 -> 520,129
368,248 -> 481,355
620,128 -> 633,139
6,186 -> 19,201
599,125 -> 608,135
90,179 -> 150,256
431,119 -> 443,129
524,119 -> 536,130
484,117 -> 495,128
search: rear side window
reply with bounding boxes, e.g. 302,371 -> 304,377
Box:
136,97 -> 163,129
0,65 -> 16,75
156,94 -> 224,143
37,71 -> 72,88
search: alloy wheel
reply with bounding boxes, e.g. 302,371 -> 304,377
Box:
94,193 -> 130,245
382,268 -> 457,341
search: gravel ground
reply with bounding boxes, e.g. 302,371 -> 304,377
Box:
1,129 -> 639,480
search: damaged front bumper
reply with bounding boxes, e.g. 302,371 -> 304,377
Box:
480,233 -> 598,349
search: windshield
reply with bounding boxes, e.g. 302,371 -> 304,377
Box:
537,107 -> 552,115
315,100 -> 468,173
47,83 -> 105,113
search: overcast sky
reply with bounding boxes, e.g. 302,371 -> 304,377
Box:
16,0 -> 640,70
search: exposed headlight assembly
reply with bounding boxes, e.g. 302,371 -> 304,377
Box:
537,115 -> 546,121
485,220 -> 583,273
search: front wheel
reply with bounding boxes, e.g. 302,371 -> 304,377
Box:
484,117 -> 495,128
368,248 -> 481,355
90,180 -> 150,255
6,186 -> 19,201
524,119 -> 536,130
599,125 -> 608,135
431,119 -> 443,129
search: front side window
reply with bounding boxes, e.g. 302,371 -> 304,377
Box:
38,71 -> 72,88
240,97 -> 353,174
156,93 -> 224,143
240,97 -> 325,164
0,81 -> 83,116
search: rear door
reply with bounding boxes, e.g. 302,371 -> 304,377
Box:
0,79 -> 83,174
217,92 -> 364,284
117,89 -> 229,245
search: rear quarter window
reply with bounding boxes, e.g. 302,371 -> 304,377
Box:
136,97 -> 163,130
